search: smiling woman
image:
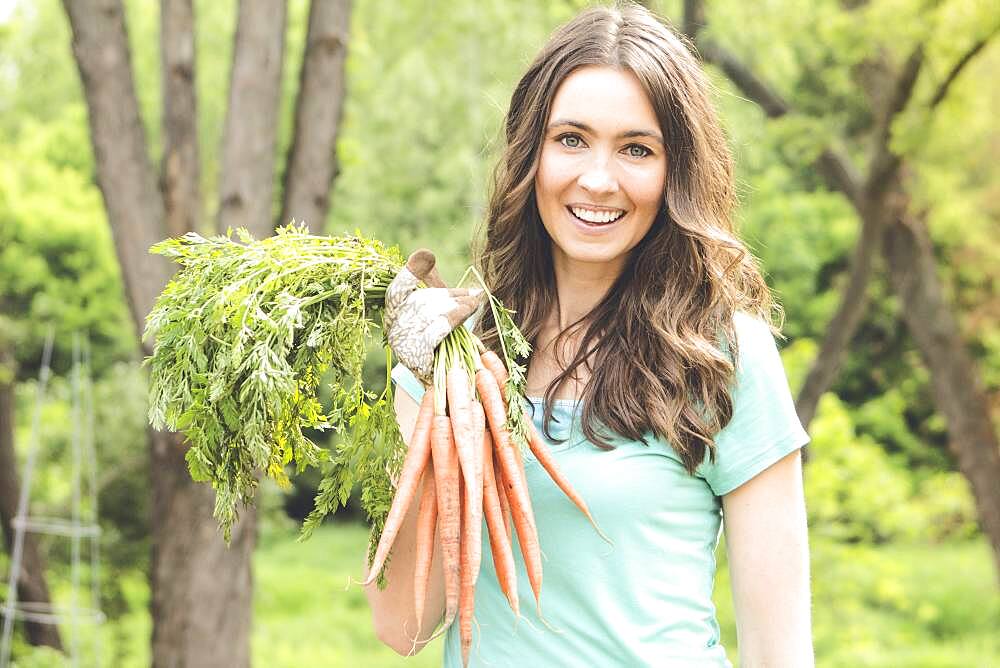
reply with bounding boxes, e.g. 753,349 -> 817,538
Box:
535,66 -> 667,278
368,2 -> 814,666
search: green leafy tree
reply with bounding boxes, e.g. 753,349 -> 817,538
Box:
681,0 -> 1000,579
48,0 -> 353,662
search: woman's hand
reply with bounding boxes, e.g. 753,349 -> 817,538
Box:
384,249 -> 484,386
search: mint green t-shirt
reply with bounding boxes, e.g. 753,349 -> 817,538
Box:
390,312 -> 809,667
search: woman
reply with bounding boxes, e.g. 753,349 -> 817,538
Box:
367,2 -> 814,666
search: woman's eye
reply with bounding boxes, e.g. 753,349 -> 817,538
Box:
626,144 -> 652,158
558,134 -> 583,149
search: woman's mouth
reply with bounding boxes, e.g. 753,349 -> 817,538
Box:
568,206 -> 625,225
566,206 -> 627,234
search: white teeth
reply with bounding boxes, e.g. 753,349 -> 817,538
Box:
571,207 -> 625,224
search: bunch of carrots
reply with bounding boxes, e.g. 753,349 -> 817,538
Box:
143,226 -> 606,663
361,324 -> 607,665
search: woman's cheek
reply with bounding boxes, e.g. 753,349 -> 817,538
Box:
536,151 -> 565,190
548,151 -> 582,183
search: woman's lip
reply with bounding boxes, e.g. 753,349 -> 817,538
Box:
565,206 -> 627,234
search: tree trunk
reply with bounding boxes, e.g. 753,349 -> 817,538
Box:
149,430 -> 255,668
793,209 -> 881,429
60,0 -> 172,340
64,0 -> 353,660
0,346 -> 63,651
883,212 -> 1000,584
160,0 -> 202,239
279,0 -> 352,233
217,0 -> 288,239
61,1 -> 257,664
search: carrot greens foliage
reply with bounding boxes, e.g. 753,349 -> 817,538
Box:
144,222 -> 534,575
144,224 -> 405,542
487,294 -> 533,450
463,269 -> 532,451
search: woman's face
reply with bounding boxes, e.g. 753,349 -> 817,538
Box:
534,65 -> 667,277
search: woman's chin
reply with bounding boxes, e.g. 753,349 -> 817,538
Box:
551,242 -> 629,272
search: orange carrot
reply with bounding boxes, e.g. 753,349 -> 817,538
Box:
479,352 -> 515,539
458,394 -> 486,665
479,350 -> 510,401
413,464 -> 437,634
494,450 -> 512,541
470,400 -> 486,503
459,461 -> 474,666
482,429 -> 519,616
479,351 -> 528,517
431,412 -> 461,629
447,367 -> 477,497
481,355 -> 611,545
525,417 -> 611,544
513,431 -> 528,500
468,401 -> 486,563
362,388 -> 435,585
475,367 -> 543,611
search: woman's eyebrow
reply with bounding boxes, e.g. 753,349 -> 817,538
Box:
547,118 -> 664,145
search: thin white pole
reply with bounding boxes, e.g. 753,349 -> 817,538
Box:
82,338 -> 102,665
69,334 -> 82,667
0,328 -> 56,668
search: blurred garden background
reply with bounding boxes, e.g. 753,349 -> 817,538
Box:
1,0 -> 999,665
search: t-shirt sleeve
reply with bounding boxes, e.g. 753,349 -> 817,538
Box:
696,312 -> 810,496
390,363 -> 427,403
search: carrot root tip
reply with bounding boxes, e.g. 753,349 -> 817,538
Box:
536,604 -> 565,634
590,517 -> 615,546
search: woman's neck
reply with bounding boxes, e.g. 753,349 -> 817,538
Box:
550,254 -> 622,330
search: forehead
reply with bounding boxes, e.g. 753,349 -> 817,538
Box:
547,65 -> 659,130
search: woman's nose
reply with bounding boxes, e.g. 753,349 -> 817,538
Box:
577,158 -> 619,195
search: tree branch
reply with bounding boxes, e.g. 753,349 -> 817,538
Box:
61,0 -> 171,354
685,0 -> 1000,584
793,175 -> 907,427
217,0 -> 288,239
279,0 -> 352,234
160,0 -> 201,238
882,209 -> 1000,581
681,0 -> 875,436
683,0 -> 789,116
928,25 -> 1000,110
681,0 -> 864,208
681,0 -> 705,43
866,44 -> 925,197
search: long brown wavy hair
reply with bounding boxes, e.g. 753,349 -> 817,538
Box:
472,1 -> 780,474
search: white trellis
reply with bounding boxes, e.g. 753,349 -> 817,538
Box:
1,330 -> 104,668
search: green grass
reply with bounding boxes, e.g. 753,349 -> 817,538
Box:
253,523 -> 998,667
714,534 -> 1000,667
252,522 -> 442,668
805,538 -> 1000,667
7,524 -> 998,667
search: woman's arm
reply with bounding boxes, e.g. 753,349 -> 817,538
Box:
363,388 -> 446,656
721,448 -> 814,667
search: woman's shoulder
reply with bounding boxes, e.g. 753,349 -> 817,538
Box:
732,308 -> 769,332
719,309 -> 778,365
699,310 -> 808,495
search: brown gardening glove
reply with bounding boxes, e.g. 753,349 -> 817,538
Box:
384,249 -> 485,387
